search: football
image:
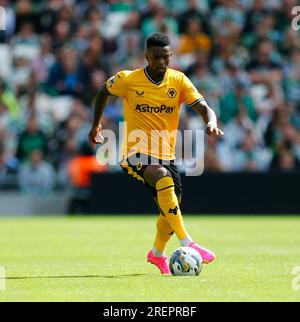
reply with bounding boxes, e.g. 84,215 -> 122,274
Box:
169,247 -> 203,276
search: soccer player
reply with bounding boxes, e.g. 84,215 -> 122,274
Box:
89,33 -> 224,275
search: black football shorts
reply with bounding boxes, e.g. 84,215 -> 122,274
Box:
120,153 -> 182,199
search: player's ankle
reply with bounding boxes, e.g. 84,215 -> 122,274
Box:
152,247 -> 164,257
179,235 -> 193,247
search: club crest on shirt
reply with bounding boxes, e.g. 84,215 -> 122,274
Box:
167,88 -> 177,98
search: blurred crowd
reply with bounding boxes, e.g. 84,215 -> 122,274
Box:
0,0 -> 300,193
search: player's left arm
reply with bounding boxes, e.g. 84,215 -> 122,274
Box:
192,100 -> 224,137
181,73 -> 224,137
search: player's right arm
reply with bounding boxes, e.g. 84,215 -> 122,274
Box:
88,71 -> 127,146
88,84 -> 111,146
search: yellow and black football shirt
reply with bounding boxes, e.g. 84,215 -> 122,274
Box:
106,67 -> 204,160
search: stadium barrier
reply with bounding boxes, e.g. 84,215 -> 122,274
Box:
0,192 -> 70,216
90,172 -> 300,214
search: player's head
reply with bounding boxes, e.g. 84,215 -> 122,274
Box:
145,33 -> 172,78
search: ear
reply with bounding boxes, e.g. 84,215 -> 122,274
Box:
145,51 -> 149,63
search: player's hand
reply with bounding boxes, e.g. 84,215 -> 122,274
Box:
88,124 -> 104,148
206,121 -> 224,137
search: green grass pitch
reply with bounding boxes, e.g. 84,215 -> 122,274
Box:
0,215 -> 300,302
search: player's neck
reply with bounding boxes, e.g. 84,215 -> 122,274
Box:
146,66 -> 165,83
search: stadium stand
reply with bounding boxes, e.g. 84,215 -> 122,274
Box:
0,0 -> 299,197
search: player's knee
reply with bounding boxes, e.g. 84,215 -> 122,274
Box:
155,167 -> 171,181
144,165 -> 171,188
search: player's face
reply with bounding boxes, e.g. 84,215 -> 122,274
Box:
145,46 -> 172,78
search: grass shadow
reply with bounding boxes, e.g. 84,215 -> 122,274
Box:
3,273 -> 148,280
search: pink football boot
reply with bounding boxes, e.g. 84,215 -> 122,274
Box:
188,242 -> 216,264
147,250 -> 172,275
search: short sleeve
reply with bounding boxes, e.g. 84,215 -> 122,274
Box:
181,74 -> 205,107
105,70 -> 127,97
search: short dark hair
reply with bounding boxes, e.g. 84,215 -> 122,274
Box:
146,33 -> 170,49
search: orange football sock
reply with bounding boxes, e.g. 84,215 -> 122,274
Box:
153,214 -> 174,253
156,176 -> 188,240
